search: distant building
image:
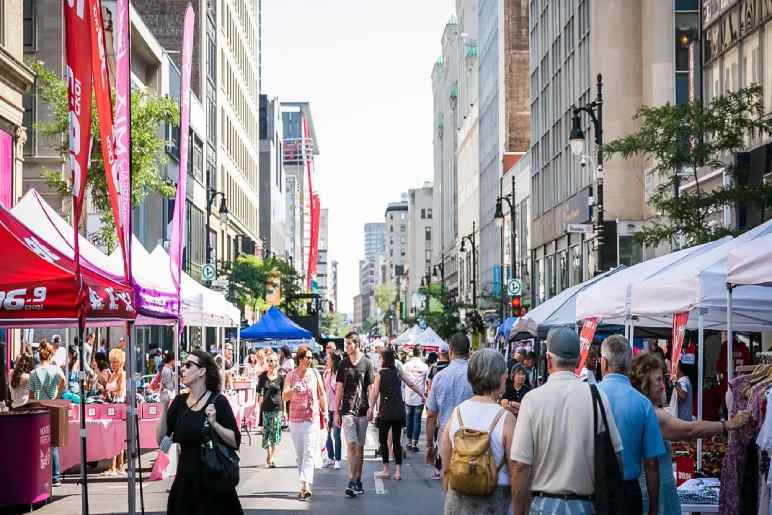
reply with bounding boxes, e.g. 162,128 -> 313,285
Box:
407,183 -> 434,312
384,197 -> 409,282
259,94 -> 287,258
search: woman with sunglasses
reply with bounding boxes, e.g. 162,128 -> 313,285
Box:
282,345 -> 327,500
257,353 -> 284,468
157,350 -> 243,515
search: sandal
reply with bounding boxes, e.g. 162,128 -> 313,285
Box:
303,490 -> 312,499
393,473 -> 402,481
374,471 -> 391,479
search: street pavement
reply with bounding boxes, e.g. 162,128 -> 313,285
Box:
18,423 -> 445,514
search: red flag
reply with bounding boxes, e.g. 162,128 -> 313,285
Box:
114,0 -> 132,281
670,312 -> 689,379
575,318 -> 599,375
88,0 -> 126,263
65,0 -> 92,311
307,194 -> 320,289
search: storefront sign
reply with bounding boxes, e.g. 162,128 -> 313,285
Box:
562,188 -> 591,227
575,318 -> 598,375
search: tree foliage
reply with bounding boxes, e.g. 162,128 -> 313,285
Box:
31,60 -> 178,251
603,84 -> 772,248
374,281 -> 397,316
320,312 -> 351,338
228,254 -> 304,316
412,284 -> 463,340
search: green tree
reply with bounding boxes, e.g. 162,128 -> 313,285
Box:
603,84 -> 772,248
320,312 -> 351,337
374,281 -> 397,316
228,254 -> 304,316
415,283 -> 462,340
31,61 -> 178,251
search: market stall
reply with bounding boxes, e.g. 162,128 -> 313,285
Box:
400,327 -> 444,353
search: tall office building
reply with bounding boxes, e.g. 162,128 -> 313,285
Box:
529,0 -> 691,305
477,0 -> 529,305
384,197 -> 409,283
133,0 -> 261,275
364,222 -> 385,262
432,16 -> 461,301
281,102 -> 319,279
259,94 -> 286,257
407,183 -> 434,310
330,260 -> 339,312
316,208 -> 329,303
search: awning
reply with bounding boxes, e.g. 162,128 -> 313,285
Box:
727,232 -> 772,286
240,306 -> 312,340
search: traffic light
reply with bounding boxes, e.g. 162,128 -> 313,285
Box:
511,295 -> 522,317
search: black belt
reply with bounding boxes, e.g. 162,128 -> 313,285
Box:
531,491 -> 594,502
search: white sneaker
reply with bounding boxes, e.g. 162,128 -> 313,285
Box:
322,458 -> 334,469
333,460 -> 341,470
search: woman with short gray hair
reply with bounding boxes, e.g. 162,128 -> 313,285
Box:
439,348 -> 516,514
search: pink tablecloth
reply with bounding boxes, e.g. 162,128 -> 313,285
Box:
59,417 -> 160,472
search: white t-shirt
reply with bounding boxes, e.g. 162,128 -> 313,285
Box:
447,400 -> 510,486
53,347 -> 67,369
402,357 -> 429,406
510,371 -> 623,496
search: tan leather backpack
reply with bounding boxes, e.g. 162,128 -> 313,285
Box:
447,406 -> 506,496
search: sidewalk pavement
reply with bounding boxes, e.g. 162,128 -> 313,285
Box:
10,420 -> 445,514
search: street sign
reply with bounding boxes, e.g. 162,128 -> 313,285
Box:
201,263 -> 216,281
507,278 -> 523,296
211,279 -> 229,291
566,223 -> 594,235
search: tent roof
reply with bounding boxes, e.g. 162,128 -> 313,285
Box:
510,267 -> 624,339
0,206 -> 135,326
576,238 -> 728,324
240,306 -> 312,340
728,232 -> 772,287
631,218 -> 772,330
393,325 -> 422,345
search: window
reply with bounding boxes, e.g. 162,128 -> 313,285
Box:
23,0 -> 34,50
570,245 -> 582,285
400,248 -> 406,256
420,208 -> 426,219
558,249 -> 569,292
400,212 -> 406,220
22,92 -> 34,156
390,214 -> 393,221
390,226 -> 394,232
427,209 -> 432,219
390,249 -> 394,257
618,235 -> 642,267
400,225 -> 406,232
425,227 -> 431,241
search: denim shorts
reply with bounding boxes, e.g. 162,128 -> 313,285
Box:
342,415 -> 368,448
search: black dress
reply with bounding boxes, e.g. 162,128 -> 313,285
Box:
166,392 -> 243,515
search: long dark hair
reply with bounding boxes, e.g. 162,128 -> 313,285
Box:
382,347 -> 397,369
12,354 -> 34,388
190,350 -> 222,393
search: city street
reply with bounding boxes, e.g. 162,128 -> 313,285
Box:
28,425 -> 443,514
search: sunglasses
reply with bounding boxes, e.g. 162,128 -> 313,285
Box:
182,361 -> 200,369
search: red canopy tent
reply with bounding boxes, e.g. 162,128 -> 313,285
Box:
0,207 -> 135,327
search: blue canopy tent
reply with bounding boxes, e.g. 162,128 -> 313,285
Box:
240,306 -> 313,340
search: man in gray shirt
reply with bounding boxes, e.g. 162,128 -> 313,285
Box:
425,332 -> 473,480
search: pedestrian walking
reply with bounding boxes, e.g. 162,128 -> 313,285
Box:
509,327 -> 624,515
597,335 -> 664,515
29,341 -> 66,486
280,345 -> 295,375
500,363 -> 530,416
425,333 -> 473,481
630,353 -> 749,514
159,352 -> 177,405
105,349 -> 127,476
672,361 -> 693,422
322,351 -> 342,469
157,350 -> 243,515
66,345 -> 81,395
282,345 -> 326,500
440,348 -> 515,515
403,345 -> 430,452
368,347 -> 418,480
334,331 -> 375,498
257,354 -> 284,467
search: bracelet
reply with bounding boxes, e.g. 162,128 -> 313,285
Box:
722,420 -> 728,433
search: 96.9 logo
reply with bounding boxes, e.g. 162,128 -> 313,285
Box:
0,287 -> 47,311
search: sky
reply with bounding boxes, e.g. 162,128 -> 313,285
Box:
262,0 -> 453,315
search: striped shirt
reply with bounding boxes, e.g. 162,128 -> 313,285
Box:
29,364 -> 64,400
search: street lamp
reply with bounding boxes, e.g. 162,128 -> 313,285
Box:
459,221 -> 477,308
205,188 -> 229,270
432,261 -> 445,288
495,174 -> 516,320
569,73 -> 604,276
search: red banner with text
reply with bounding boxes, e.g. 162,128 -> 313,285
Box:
88,0 -> 126,266
575,318 -> 599,375
671,312 -> 689,379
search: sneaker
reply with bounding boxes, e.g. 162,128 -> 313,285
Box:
333,460 -> 341,470
354,479 -> 364,495
412,444 -> 420,452
431,470 -> 441,480
345,480 -> 356,498
322,458 -> 334,469
52,479 -> 62,488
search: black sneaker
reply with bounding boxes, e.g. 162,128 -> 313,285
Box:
345,480 -> 356,498
354,479 -> 364,495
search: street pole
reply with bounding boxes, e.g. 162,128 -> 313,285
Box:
510,173 -> 517,281
595,75 -> 604,276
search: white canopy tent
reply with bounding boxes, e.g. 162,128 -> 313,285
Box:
727,232 -> 772,287
392,325 -> 422,345
575,238 -> 727,339
510,267 -> 623,339
629,219 -> 772,468
401,327 -> 444,352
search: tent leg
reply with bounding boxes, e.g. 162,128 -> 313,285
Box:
697,310 -> 705,471
77,320 -> 89,515
236,326 -> 241,374
629,322 -> 635,345
127,321 -> 137,515
727,285 -> 734,381
174,324 -> 181,395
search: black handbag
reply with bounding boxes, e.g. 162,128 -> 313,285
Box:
590,384 -> 625,515
200,395 -> 240,492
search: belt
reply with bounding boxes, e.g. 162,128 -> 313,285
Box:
531,491 -> 594,502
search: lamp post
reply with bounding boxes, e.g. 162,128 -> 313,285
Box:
569,74 -> 604,276
205,188 -> 229,273
459,220 -> 477,309
432,261 -> 445,289
495,174 -> 516,317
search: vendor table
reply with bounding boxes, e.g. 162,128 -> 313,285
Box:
0,410 -> 51,509
678,478 -> 719,514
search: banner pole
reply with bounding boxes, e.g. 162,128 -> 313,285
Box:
78,318 -> 89,515
126,321 -> 137,514
727,285 -> 734,381
696,310 -> 705,471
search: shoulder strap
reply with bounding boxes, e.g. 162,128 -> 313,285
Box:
454,406 -> 464,430
487,408 -> 506,433
590,384 -> 599,437
590,384 -> 617,456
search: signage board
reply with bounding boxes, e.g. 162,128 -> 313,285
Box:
566,223 -> 594,235
201,263 -> 216,281
507,278 -> 523,296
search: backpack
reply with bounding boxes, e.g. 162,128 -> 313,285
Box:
448,406 -> 506,496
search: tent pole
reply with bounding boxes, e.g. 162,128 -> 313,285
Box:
174,323 -> 180,395
236,324 -> 241,373
697,310 -> 705,471
629,321 -> 635,345
126,321 -> 137,515
77,319 -> 89,515
727,284 -> 734,381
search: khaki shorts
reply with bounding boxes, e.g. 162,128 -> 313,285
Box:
342,414 -> 368,448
